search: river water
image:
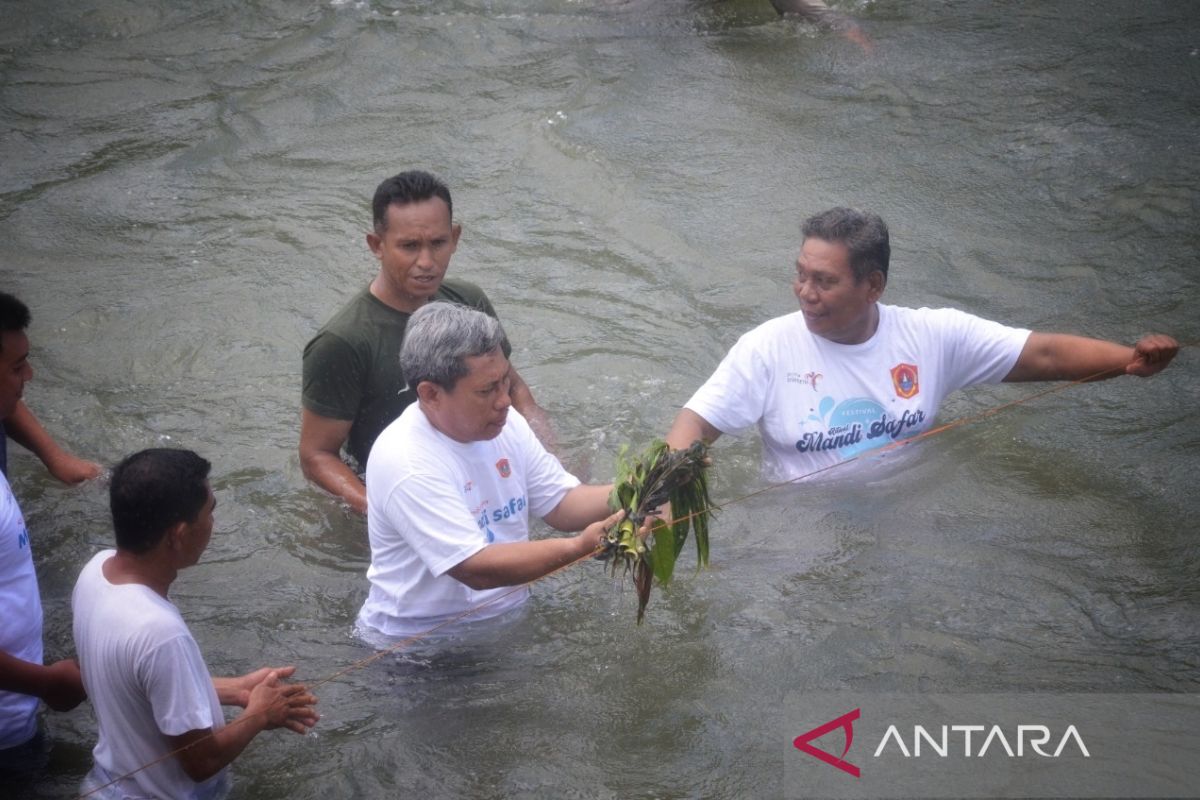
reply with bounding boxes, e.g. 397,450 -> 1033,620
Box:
2,1 -> 1198,798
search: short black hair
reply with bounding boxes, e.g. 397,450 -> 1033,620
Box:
0,292 -> 31,354
801,207 -> 891,282
372,170 -> 453,232
110,448 -> 212,554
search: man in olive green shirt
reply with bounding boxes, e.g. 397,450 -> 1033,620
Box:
301,171 -> 551,515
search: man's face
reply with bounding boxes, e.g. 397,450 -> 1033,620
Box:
367,197 -> 461,310
0,329 -> 33,421
425,348 -> 512,444
180,484 -> 216,567
792,237 -> 884,345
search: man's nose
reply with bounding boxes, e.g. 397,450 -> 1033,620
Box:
795,279 -> 817,303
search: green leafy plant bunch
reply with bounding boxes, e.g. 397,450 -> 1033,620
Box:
601,439 -> 714,623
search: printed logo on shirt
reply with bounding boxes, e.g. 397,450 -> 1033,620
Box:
798,397 -> 927,460
890,363 -> 919,399
787,371 -> 823,390
477,495 -> 527,528
495,458 -> 512,478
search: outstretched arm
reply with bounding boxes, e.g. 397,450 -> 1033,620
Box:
1003,333 -> 1179,383
665,408 -> 724,452
447,508 -> 625,591
299,409 -> 366,515
5,401 -> 102,484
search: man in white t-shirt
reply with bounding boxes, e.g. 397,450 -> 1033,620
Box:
357,302 -> 624,639
666,207 -> 1179,482
73,448 -> 319,799
0,292 -> 86,776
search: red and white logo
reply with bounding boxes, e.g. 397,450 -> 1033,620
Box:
890,363 -> 919,399
793,708 -> 861,778
495,458 -> 512,478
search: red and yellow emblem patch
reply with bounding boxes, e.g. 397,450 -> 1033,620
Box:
495,458 -> 512,478
890,363 -> 919,399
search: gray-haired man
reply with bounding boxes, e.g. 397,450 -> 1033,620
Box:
357,302 -> 621,639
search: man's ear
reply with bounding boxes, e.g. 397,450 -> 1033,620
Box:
366,229 -> 383,258
868,270 -> 886,301
166,520 -> 189,553
416,380 -> 441,407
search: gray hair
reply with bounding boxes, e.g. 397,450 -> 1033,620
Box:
401,302 -> 506,391
801,207 -> 891,282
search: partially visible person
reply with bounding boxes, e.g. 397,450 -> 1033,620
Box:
769,0 -> 873,53
0,291 -> 100,483
301,170 -> 552,515
0,292 -> 86,775
357,302 -> 622,640
73,448 -> 318,799
666,207 -> 1179,481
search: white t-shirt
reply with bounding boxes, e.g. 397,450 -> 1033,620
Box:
358,406 -> 580,638
685,304 -> 1030,482
0,471 -> 41,750
72,550 -> 227,800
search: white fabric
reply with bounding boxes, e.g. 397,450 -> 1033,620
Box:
72,550 -> 227,800
0,471 -> 41,750
685,304 -> 1030,482
358,406 -> 580,638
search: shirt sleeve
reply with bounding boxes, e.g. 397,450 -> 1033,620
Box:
383,472 -> 489,578
140,634 -> 220,737
301,330 -> 365,421
683,331 -> 772,436
934,308 -> 1032,388
513,414 -> 580,518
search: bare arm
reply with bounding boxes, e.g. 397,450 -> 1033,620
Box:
447,508 -> 624,591
299,409 -> 367,515
540,483 -> 613,532
1003,333 -> 1178,383
5,401 -> 102,484
508,366 -> 557,452
0,652 -> 86,711
665,408 -> 724,452
168,670 -> 318,783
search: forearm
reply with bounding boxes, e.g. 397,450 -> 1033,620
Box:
541,484 -> 612,532
448,536 -> 598,590
300,450 -> 367,514
1005,333 -> 1134,382
4,401 -> 100,482
665,408 -> 722,451
509,369 -> 557,451
0,650 -> 51,696
174,717 -> 266,784
212,677 -> 244,706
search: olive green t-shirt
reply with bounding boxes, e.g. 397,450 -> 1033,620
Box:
301,280 -> 510,467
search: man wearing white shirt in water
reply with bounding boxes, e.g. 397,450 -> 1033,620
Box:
73,448 -> 318,799
357,302 -> 622,640
666,207 -> 1179,480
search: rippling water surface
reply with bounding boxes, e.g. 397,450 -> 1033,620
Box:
2,1 -> 1198,797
